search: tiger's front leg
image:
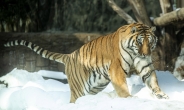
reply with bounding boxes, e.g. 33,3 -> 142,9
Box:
143,70 -> 169,99
109,60 -> 131,98
134,56 -> 169,99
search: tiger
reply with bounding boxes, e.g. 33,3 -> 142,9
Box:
4,23 -> 168,103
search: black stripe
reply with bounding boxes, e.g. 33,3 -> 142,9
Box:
99,81 -> 110,87
37,48 -> 43,55
86,42 -> 90,59
101,56 -> 105,70
121,65 -> 128,75
31,44 -> 35,50
93,71 -> 96,82
70,76 -> 84,96
88,43 -> 92,56
89,89 -> 98,94
93,87 -> 104,90
62,55 -> 67,63
120,52 -> 130,67
94,82 -> 109,89
106,35 -> 109,55
95,41 -> 98,67
33,44 -> 37,49
75,71 -> 86,96
25,41 -> 29,46
82,45 -> 85,60
99,74 -> 101,80
70,59 -> 85,96
127,35 -> 134,48
127,46 -> 134,51
85,81 -> 91,93
18,40 -> 21,45
78,69 -> 90,94
47,52 -> 55,59
96,66 -> 109,80
39,48 -> 45,56
95,63 -> 109,80
110,34 -> 115,57
82,70 -> 91,93
121,43 -> 133,60
23,40 -> 26,45
70,75 -> 80,93
103,70 -> 110,80
101,70 -> 110,81
35,47 -> 41,53
96,65 -> 100,72
131,40 -> 135,47
78,49 -> 81,60
10,41 -> 13,46
142,70 -> 154,83
118,59 -> 128,75
89,74 -> 92,85
13,40 -> 16,46
100,37 -> 104,47
101,58 -> 109,80
53,54 -> 60,60
67,58 -> 72,75
45,50 -> 49,58
88,41 -> 95,68
139,63 -> 153,74
89,40 -> 95,54
98,68 -> 109,80
93,82 -> 110,91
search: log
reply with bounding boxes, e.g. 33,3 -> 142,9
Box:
153,8 -> 184,26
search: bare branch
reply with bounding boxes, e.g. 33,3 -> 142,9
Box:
159,0 -> 173,14
153,8 -> 184,26
107,0 -> 136,24
127,0 -> 152,26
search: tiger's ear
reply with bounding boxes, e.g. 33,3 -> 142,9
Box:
150,26 -> 156,32
131,27 -> 137,33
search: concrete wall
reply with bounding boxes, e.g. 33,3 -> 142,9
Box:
0,32 -> 103,76
1,31 -> 182,78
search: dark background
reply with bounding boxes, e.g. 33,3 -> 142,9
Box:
0,0 -> 161,32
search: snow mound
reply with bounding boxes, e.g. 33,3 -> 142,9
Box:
0,68 -> 43,87
0,69 -> 184,110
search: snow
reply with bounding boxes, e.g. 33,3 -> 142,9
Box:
0,68 -> 184,110
173,48 -> 184,80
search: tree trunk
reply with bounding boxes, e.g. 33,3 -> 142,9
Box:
158,0 -> 178,71
107,0 -> 135,24
176,0 -> 184,8
127,0 -> 152,26
153,8 -> 184,26
159,0 -> 173,14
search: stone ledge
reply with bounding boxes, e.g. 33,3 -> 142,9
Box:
0,32 -> 103,76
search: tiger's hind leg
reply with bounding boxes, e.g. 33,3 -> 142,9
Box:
109,60 -> 131,98
67,75 -> 85,103
65,62 -> 88,103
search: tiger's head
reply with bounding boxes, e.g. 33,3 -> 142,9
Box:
120,23 -> 157,57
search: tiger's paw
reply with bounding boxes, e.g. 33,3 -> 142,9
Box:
153,91 -> 169,99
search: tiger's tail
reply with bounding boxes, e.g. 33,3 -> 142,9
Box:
4,40 -> 69,64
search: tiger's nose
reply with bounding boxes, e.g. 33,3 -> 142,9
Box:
142,53 -> 146,57
139,37 -> 151,56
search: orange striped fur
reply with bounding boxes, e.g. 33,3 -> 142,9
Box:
4,23 -> 168,102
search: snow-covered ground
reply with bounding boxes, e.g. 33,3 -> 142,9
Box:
0,68 -> 184,110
